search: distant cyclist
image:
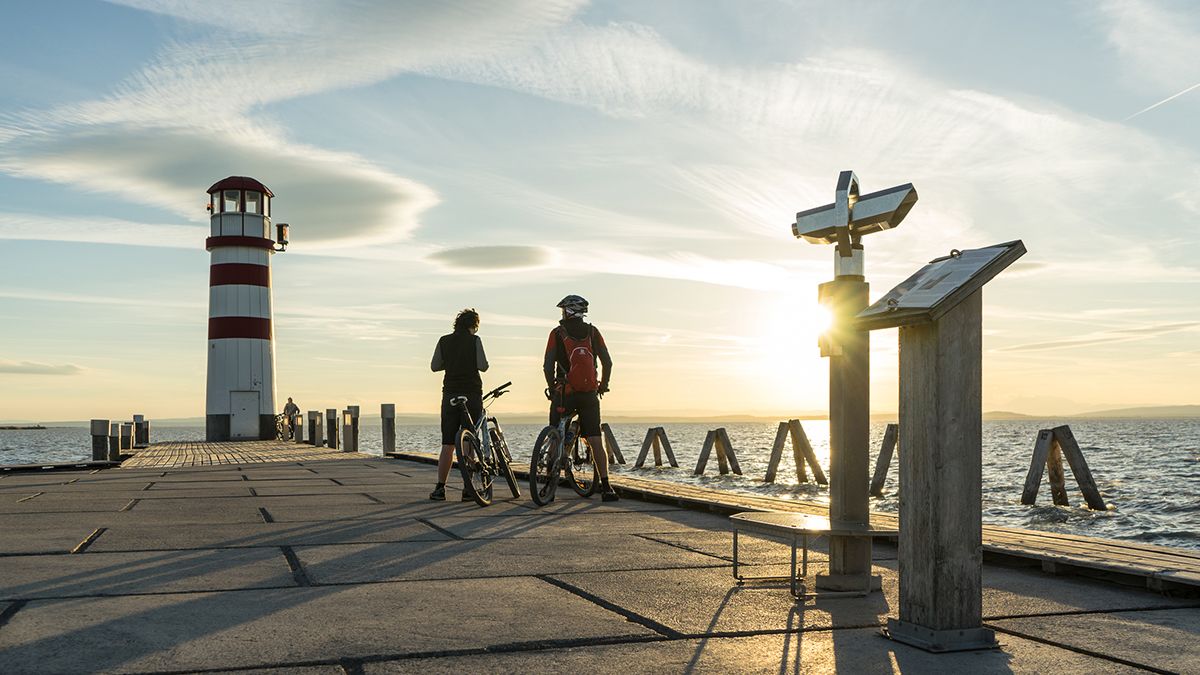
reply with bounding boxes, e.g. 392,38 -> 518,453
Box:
543,294 -> 618,501
430,308 -> 489,501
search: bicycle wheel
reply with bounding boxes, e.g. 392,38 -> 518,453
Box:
489,423 -> 521,499
455,428 -> 493,507
529,426 -> 561,506
565,434 -> 598,497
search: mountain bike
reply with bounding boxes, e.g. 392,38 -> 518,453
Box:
452,381 -> 521,507
528,386 -> 598,506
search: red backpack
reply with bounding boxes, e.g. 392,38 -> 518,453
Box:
558,326 -> 598,393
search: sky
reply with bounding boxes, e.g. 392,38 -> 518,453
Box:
1,0 -> 1198,422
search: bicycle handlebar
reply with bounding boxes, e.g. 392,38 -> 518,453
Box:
483,381 -> 512,402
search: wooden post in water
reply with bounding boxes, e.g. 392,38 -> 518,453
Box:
764,422 -> 789,482
119,423 -> 134,452
341,410 -> 354,453
695,428 -> 743,475
789,420 -> 826,484
1020,426 -> 1105,510
307,411 -> 322,447
1052,425 -> 1106,510
325,409 -> 338,449
765,420 -> 827,485
634,427 -> 677,468
107,423 -> 120,461
869,423 -> 898,497
381,404 -> 396,454
600,423 -> 624,464
90,419 -> 109,461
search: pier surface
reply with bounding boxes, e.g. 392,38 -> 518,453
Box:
1,442 -> 1198,673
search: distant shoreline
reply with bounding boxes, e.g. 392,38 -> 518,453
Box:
0,425 -> 47,430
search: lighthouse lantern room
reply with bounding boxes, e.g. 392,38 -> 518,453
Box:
204,176 -> 286,441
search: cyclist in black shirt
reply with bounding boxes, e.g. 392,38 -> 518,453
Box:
430,308 -> 489,501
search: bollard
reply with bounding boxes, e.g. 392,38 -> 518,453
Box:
308,411 -> 323,447
381,404 -> 396,455
119,422 -> 134,452
108,423 -> 121,461
90,419 -> 110,461
342,410 -> 354,453
293,412 -> 305,443
348,405 -> 360,452
325,408 -> 338,449
132,414 -> 150,448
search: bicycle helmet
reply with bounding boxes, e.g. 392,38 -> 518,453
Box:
556,294 -> 589,318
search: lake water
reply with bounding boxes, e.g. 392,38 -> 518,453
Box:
3,419 -> 1198,550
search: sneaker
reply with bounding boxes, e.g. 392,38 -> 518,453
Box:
429,486 -> 446,501
601,488 -> 620,502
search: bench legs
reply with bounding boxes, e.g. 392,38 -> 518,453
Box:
733,529 -> 870,600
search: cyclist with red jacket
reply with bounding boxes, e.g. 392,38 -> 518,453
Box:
544,294 -> 618,501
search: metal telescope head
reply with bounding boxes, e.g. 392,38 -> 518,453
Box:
793,171 -> 918,265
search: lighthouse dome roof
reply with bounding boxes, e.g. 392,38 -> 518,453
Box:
208,176 -> 273,198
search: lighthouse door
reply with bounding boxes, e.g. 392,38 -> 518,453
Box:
230,391 -> 260,440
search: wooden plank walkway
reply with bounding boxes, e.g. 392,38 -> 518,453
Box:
122,440 -> 372,469
388,450 -> 1200,593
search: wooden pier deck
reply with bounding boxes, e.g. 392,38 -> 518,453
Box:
0,443 -> 1197,673
122,440 -> 373,469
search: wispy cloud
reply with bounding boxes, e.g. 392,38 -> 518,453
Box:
1097,0 -> 1200,92
0,1 -> 586,245
0,212 -> 202,248
0,360 -> 83,375
999,320 -> 1200,352
427,245 -> 558,271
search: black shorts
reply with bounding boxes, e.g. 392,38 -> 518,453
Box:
441,392 -> 482,445
550,391 -> 601,438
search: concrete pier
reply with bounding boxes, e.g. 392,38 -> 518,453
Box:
0,444 -> 1197,673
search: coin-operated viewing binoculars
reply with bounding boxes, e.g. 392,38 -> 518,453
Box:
788,170 -> 919,594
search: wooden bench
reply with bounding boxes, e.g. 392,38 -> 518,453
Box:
730,512 -> 898,599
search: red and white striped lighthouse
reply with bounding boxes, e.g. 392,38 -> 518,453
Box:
204,176 -> 287,441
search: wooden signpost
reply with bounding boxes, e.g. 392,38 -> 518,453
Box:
858,240 -> 1025,653
694,428 -> 742,475
1021,425 -> 1106,510
763,420 -> 827,484
634,427 -> 678,468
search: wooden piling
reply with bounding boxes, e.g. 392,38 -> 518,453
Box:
869,423 -> 898,497
763,420 -> 826,484
601,423 -> 624,464
90,419 -> 109,461
1053,425 -> 1106,511
381,404 -> 396,454
764,422 -> 789,483
1020,426 -> 1106,511
695,428 -> 742,476
348,405 -> 360,453
325,409 -> 338,450
634,427 -> 677,468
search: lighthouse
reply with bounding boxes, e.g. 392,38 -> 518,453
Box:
204,176 -> 288,441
